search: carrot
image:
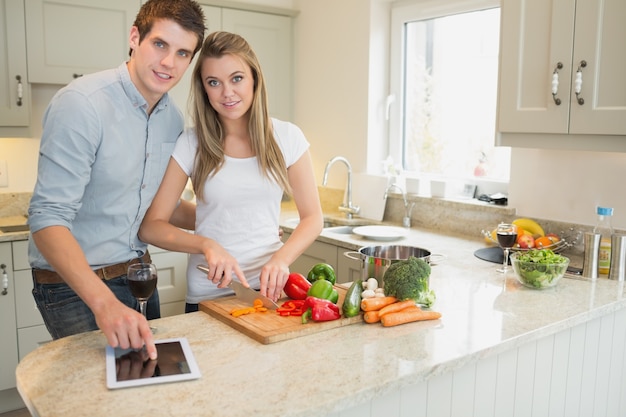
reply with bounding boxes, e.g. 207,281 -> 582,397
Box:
363,310 -> 381,324
230,299 -> 269,317
380,309 -> 442,327
360,296 -> 397,312
378,300 -> 418,317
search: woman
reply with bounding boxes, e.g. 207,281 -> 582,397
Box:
139,31 -> 323,312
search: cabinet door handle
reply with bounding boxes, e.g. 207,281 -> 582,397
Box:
1,264 -> 7,295
551,62 -> 563,105
575,60 -> 587,105
15,75 -> 23,107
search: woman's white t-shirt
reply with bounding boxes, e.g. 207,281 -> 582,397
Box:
172,118 -> 309,303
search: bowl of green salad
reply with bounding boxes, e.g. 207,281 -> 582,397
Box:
510,249 -> 570,289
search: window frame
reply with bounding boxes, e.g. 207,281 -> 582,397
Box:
388,0 -> 505,193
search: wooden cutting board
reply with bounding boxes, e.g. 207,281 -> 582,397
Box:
199,286 -> 363,344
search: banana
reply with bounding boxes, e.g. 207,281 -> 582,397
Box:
513,218 -> 545,238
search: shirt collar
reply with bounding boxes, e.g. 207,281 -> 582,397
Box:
117,62 -> 171,113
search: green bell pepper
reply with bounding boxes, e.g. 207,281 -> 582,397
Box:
307,263 -> 337,285
328,288 -> 339,304
306,279 -> 336,302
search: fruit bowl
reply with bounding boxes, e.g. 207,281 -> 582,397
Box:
481,229 -> 569,252
510,250 -> 570,289
482,226 -> 581,253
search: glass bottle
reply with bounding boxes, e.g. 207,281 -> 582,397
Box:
593,206 -> 614,276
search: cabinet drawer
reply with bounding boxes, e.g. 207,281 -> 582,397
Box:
18,325 -> 51,361
149,249 -> 188,305
12,240 -> 29,270
14,269 -> 42,328
336,247 -> 362,284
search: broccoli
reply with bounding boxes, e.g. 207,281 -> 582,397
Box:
383,256 -> 436,307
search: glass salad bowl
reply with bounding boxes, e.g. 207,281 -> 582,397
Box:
510,250 -> 570,289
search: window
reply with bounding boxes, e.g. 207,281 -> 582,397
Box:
389,0 -> 509,189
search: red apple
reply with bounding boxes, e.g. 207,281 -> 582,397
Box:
517,234 -> 535,249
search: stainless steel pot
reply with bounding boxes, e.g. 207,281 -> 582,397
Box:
344,245 -> 435,285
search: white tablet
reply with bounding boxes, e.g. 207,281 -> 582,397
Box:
105,337 -> 201,389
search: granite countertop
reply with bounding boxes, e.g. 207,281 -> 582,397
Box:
16,214 -> 626,417
0,215 -> 29,242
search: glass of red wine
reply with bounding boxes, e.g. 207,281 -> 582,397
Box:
496,223 -> 518,273
127,263 -> 158,328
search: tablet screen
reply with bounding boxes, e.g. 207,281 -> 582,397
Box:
105,337 -> 201,389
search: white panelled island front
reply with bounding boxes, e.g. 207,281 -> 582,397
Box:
15,219 -> 626,417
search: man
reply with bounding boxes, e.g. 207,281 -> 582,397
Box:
27,0 -> 206,360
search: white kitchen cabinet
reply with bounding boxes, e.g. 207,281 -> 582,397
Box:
0,243 -> 19,393
0,0 -> 30,127
222,8 -> 293,121
168,4 -> 222,125
168,5 -> 294,123
282,231 -> 337,277
148,245 -> 189,317
12,240 -> 52,360
336,247 -> 362,285
24,0 -> 141,84
497,0 -> 626,143
282,231 -> 362,285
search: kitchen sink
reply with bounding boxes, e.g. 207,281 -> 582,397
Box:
323,225 -> 354,235
322,215 -> 378,228
284,215 -> 379,230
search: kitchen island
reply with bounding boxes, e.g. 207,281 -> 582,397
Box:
15,224 -> 626,417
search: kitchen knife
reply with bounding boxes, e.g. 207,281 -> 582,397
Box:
196,265 -> 278,309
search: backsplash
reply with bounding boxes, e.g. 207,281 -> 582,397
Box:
0,192 -> 31,217
382,194 -> 611,259
2,190 -> 606,259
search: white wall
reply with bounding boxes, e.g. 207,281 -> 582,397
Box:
509,147 -> 626,228
292,0 -> 373,188
222,0 -> 294,8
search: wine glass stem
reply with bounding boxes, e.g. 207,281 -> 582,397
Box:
139,300 -> 147,318
502,248 -> 509,272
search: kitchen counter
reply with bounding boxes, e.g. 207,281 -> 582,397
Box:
15,216 -> 626,417
0,215 -> 29,242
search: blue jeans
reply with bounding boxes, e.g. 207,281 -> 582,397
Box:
32,272 -> 160,339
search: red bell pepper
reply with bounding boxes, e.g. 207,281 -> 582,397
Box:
301,296 -> 341,324
283,273 -> 311,300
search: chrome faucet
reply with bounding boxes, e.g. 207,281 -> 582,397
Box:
384,184 -> 415,228
322,156 -> 360,219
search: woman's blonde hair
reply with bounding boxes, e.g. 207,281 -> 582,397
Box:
189,31 -> 290,202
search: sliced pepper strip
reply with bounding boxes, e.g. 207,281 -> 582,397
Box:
276,299 -> 306,316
